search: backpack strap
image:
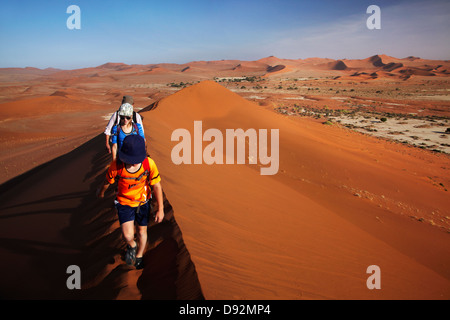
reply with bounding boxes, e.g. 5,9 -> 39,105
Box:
115,110 -> 120,126
133,111 -> 144,123
142,157 -> 152,201
116,157 -> 151,183
146,156 -> 160,184
143,156 -> 150,174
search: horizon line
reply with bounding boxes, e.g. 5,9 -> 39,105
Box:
2,54 -> 449,71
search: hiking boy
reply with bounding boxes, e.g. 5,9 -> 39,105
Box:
104,95 -> 144,154
97,135 -> 164,269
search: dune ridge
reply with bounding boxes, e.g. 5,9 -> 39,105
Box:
0,133 -> 204,299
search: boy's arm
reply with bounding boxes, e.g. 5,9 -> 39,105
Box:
97,161 -> 117,198
97,180 -> 110,198
152,182 -> 164,223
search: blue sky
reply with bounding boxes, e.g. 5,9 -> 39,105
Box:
0,0 -> 449,69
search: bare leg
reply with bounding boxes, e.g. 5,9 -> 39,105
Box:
136,225 -> 147,258
121,220 -> 136,248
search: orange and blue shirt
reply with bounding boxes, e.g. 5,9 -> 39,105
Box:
106,157 -> 161,207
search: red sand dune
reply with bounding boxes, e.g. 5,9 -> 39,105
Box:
343,55 -> 386,69
254,54 -> 450,80
232,61 -> 268,73
138,66 -> 175,75
257,56 -> 301,66
145,81 -> 450,299
266,64 -> 286,73
320,60 -> 348,71
0,94 -> 112,184
0,65 -> 449,300
340,55 -> 450,79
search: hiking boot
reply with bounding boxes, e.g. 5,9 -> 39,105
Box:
135,257 -> 144,270
125,245 -> 137,266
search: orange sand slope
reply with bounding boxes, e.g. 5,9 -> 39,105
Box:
0,80 -> 449,299
0,94 -> 112,184
145,81 -> 450,299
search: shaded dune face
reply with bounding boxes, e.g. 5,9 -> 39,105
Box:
0,133 -> 204,299
138,194 -> 204,300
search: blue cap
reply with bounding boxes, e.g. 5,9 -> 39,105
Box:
118,135 -> 146,164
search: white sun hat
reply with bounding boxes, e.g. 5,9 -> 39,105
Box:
118,103 -> 133,117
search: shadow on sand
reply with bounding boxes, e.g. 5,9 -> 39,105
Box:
0,133 -> 204,299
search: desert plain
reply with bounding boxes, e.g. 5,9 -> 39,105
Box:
0,54 -> 449,299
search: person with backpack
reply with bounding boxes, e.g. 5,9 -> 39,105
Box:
104,95 -> 144,154
110,102 -> 145,161
97,135 -> 164,269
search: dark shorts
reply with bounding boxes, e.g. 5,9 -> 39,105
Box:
115,201 -> 150,226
